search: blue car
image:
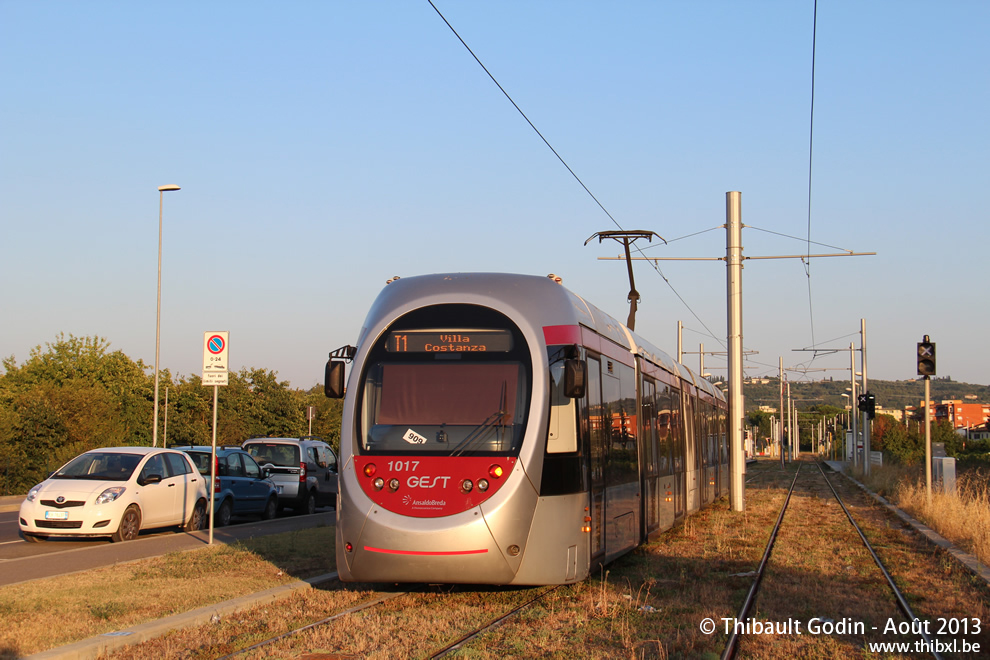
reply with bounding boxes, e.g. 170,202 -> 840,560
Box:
174,446 -> 279,526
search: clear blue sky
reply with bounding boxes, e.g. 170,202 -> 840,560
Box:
2,1 -> 988,390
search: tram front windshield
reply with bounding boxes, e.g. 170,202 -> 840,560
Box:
357,311 -> 530,457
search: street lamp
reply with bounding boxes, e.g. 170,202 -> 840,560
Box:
153,184 -> 180,447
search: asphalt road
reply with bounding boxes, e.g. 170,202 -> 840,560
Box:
0,505 -> 335,587
0,510 -> 20,545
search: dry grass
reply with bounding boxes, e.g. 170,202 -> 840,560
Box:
0,525 -> 335,658
10,461 -> 990,659
857,463 -> 990,566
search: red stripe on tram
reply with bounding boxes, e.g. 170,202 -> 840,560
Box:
364,546 -> 489,556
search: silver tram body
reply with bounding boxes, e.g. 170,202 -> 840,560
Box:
329,273 -> 728,586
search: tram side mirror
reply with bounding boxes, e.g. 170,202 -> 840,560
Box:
325,360 -> 346,399
563,359 -> 587,399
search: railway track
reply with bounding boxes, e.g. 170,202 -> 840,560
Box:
722,461 -> 945,660
210,581 -> 560,659
101,458 -> 990,659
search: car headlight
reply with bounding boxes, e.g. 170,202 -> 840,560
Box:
95,487 -> 126,505
26,483 -> 43,502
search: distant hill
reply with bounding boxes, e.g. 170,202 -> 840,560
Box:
740,377 -> 990,414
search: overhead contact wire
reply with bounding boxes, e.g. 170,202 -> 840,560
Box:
427,0 -> 620,232
428,0 -> 720,347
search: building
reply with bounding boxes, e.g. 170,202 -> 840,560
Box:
910,400 -> 990,430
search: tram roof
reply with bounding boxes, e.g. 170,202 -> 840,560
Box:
365,273 -> 722,402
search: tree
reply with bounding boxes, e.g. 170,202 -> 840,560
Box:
0,335 -> 153,493
0,334 -> 341,494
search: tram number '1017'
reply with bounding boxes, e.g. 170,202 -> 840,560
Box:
388,461 -> 420,472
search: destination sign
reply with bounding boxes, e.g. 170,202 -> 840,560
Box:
386,329 -> 513,353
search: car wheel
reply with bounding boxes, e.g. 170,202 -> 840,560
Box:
111,505 -> 142,542
22,533 -> 47,543
300,491 -> 316,516
262,496 -> 278,520
217,499 -> 233,527
185,500 -> 207,532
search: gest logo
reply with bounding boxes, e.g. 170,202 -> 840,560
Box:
407,475 -> 451,489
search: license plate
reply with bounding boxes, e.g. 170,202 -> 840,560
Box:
45,511 -> 69,520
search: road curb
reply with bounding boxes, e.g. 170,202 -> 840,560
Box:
27,572 -> 338,660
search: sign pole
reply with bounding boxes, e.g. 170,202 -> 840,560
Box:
210,384 -> 217,545
925,375 -> 932,505
202,331 -> 229,546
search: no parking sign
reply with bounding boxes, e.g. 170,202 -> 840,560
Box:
202,331 -> 229,386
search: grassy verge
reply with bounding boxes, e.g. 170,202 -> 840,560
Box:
0,524 -> 335,658
856,463 -> 990,566
7,462 -> 990,659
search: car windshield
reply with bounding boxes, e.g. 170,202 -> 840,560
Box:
245,443 -> 300,467
53,452 -> 142,481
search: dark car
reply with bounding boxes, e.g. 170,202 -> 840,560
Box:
173,446 -> 279,526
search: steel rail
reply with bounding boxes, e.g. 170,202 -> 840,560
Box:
214,576 -> 411,660
814,462 -> 943,660
430,586 -> 560,658
720,464 -> 802,660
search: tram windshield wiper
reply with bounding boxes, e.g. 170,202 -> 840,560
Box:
451,381 -> 508,456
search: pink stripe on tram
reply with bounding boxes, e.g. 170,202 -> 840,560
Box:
364,546 -> 489,556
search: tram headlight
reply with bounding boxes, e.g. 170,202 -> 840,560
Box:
372,477 -> 385,491
461,479 -> 474,493
364,463 -> 377,478
388,478 -> 400,492
489,465 -> 504,479
477,479 -> 489,492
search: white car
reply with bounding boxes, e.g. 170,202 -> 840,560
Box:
18,447 -> 209,543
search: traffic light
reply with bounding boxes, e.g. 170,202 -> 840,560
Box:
857,393 -> 868,413
917,335 -> 936,376
866,392 -> 876,419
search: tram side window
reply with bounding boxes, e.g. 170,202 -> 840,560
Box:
681,390 -> 696,472
587,357 -> 605,486
547,358 -> 578,454
541,351 -> 587,496
641,379 -> 656,476
603,360 -> 637,486
669,386 -> 683,473
656,382 -> 674,476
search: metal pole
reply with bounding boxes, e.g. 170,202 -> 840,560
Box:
787,381 -> 797,461
153,190 -> 164,447
677,321 -> 683,364
925,376 -> 932,505
793,394 -> 799,458
849,342 -> 858,468
699,343 -> 704,377
153,184 -> 179,447
209,384 -> 218,545
779,357 -> 785,467
726,191 -> 745,511
861,319 -> 870,476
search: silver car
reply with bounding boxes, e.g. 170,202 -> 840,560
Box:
242,437 -> 338,514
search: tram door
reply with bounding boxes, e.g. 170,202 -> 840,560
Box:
586,357 -> 606,565
641,379 -> 660,536
670,385 -> 685,519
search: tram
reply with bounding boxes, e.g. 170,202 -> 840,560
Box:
325,272 -> 728,585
